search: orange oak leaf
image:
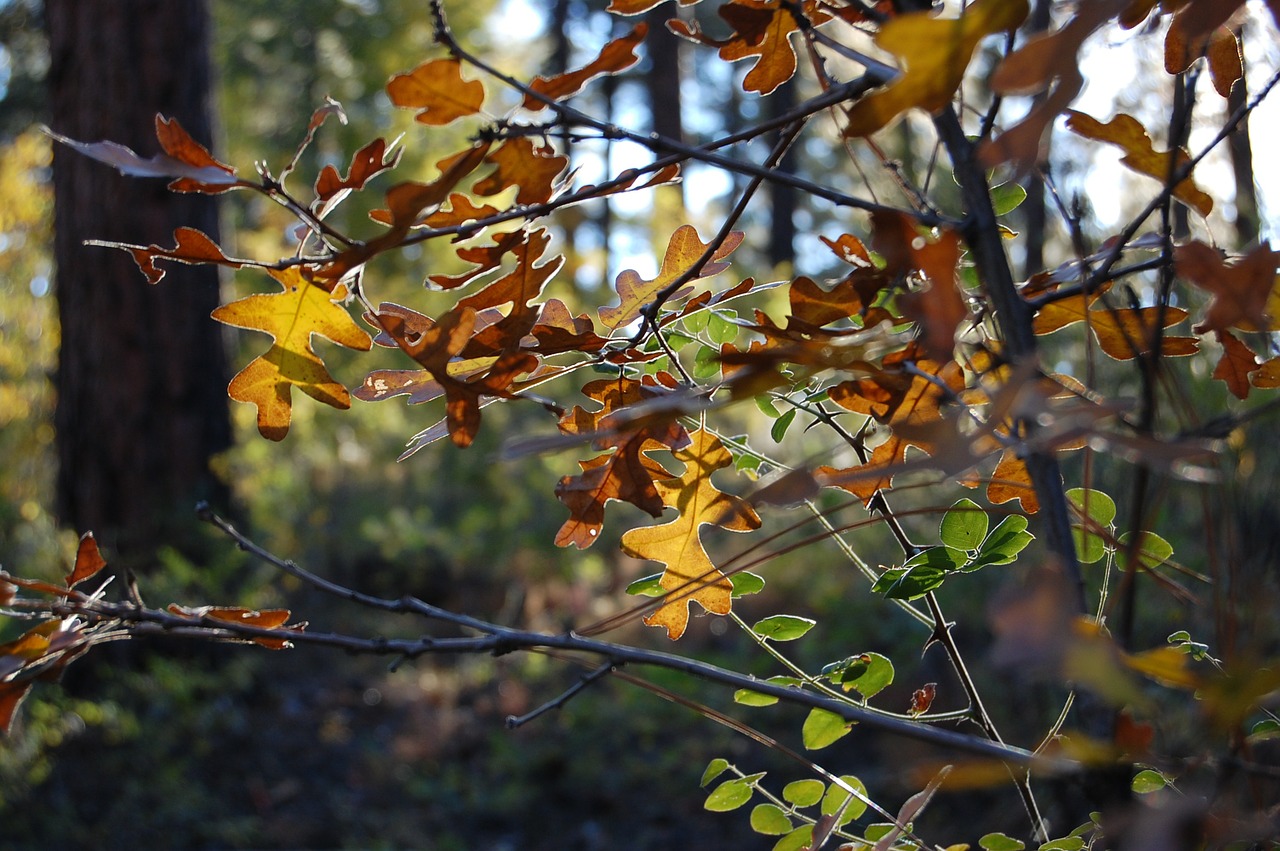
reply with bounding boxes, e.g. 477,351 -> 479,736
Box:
817,347 -> 965,502
96,226 -> 246,285
473,137 -> 569,207
422,194 -> 501,229
212,269 -> 373,441
1252,356 -> 1280,389
523,25 -> 648,109
369,305 -> 537,448
1175,240 -> 1280,334
988,448 -> 1038,513
875,214 -> 966,361
66,532 -> 107,589
599,225 -> 744,329
1213,330 -> 1256,400
166,605 -> 305,650
670,0 -> 826,96
621,429 -> 761,640
1065,110 -> 1213,217
458,228 -> 566,354
606,0 -> 697,15
844,0 -> 1028,137
313,137 -> 402,217
555,377 -> 691,548
527,298 -> 609,356
47,114 -> 240,192
370,142 -> 493,230
1167,23 -> 1242,97
387,57 -> 485,125
1089,307 -> 1199,361
429,228 -> 528,290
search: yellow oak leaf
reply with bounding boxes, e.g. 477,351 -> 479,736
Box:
621,429 -> 761,640
844,0 -> 1027,137
213,269 -> 373,440
1065,110 -> 1213,217
599,225 -> 744,329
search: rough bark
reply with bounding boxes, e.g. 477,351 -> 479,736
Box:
47,0 -> 231,565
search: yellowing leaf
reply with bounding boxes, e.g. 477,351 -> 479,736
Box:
1065,110 -> 1213,217
622,429 -> 761,639
844,0 -> 1028,137
600,225 -> 744,329
213,270 -> 373,440
387,58 -> 485,125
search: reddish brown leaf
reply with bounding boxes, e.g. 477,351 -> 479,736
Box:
555,377 -> 690,548
988,448 -> 1038,513
167,605 -> 305,650
46,119 -> 239,190
523,25 -> 648,109
1089,306 -> 1199,361
67,532 -> 107,589
96,227 -> 245,286
473,138 -> 569,207
528,299 -> 609,356
429,228 -> 527,290
1213,330 -> 1256,400
606,0 -> 696,13
458,229 -> 565,354
314,137 -> 402,213
1176,240 -> 1280,334
387,58 -> 485,125
370,142 -> 493,230
154,115 -> 240,192
423,194 -> 501,229
820,233 -> 873,267
909,683 -> 937,716
0,682 -> 33,735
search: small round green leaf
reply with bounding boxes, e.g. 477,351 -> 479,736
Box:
872,562 -> 947,599
1117,531 -> 1174,572
782,778 -> 825,807
802,707 -> 852,750
700,758 -> 730,787
708,310 -> 739,345
980,832 -> 1027,850
705,777 -> 754,811
624,573 -> 665,597
991,181 -> 1028,216
1067,488 -> 1116,564
1038,838 -> 1084,851
1131,769 -> 1168,794
771,408 -> 797,443
730,571 -> 766,597
820,775 -> 868,824
941,498 -> 989,550
1250,719 -> 1280,740
772,825 -> 814,851
752,614 -> 816,642
750,803 -> 793,835
683,311 -> 709,333
822,652 -> 895,699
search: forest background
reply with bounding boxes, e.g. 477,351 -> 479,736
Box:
0,0 -> 1278,848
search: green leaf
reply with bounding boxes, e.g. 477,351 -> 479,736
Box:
693,345 -> 720,380
771,408 -> 797,443
1117,531 -> 1174,572
683,311 -> 709,333
872,562 -> 947,599
782,778 -> 826,807
821,652 -> 895,699
940,498 -> 988,551
991,181 -> 1028,216
967,515 -> 1034,570
750,803 -> 793,835
705,775 -> 761,811
820,775 -> 868,824
802,707 -> 853,750
1038,838 -> 1084,851
666,330 -> 695,351
980,832 -> 1027,851
624,573 -> 664,596
701,758 -> 730,787
708,309 -> 738,345
756,396 -> 782,418
1250,719 -> 1280,740
730,571 -> 766,597
1130,769 -> 1168,793
772,825 -> 815,851
752,614 -> 816,642
1067,488 -> 1115,564
864,824 -> 895,842
906,546 -> 967,570
734,688 -> 779,707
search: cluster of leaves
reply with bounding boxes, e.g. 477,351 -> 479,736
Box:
10,0 -> 1280,847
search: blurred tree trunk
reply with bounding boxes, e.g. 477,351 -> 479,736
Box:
46,0 -> 231,565
765,77 -> 797,267
1227,23 -> 1259,247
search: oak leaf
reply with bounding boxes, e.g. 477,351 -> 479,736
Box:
97,226 -> 245,286
606,0 -> 697,13
212,269 -> 373,441
473,137 -> 569,207
621,429 -> 761,639
599,225 -> 744,329
523,25 -> 648,109
670,0 -> 827,96
844,0 -> 1028,137
1212,330 -> 1256,400
1175,240 -> 1280,334
387,58 -> 485,125
46,114 -> 240,191
66,533 -> 107,589
313,137 -> 402,218
555,377 -> 691,548
1065,110 -> 1213,217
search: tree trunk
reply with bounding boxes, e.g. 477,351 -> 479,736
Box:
765,77 -> 797,268
46,0 -> 231,566
1227,23 -> 1259,247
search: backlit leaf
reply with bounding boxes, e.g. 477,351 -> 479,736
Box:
523,25 -> 648,109
1176,241 -> 1280,334
730,571 -> 766,597
701,758 -> 731,787
844,0 -> 1028,137
980,833 -> 1026,851
801,707 -> 852,750
622,429 -> 761,639
705,777 -> 756,811
600,225 -> 744,329
967,514 -> 1033,570
940,498 -> 988,551
750,803 -> 793,835
751,614 -> 815,642
47,114 -> 240,192
820,775 -> 868,823
67,532 -> 107,589
473,137 -> 568,206
96,226 -> 246,286
822,652 -> 895,699
213,271 -> 373,440
782,779 -> 825,807
387,58 -> 485,125
1212,330 -> 1257,400
1130,769 -> 1168,794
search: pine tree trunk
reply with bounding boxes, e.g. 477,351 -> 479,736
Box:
46,0 -> 231,565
